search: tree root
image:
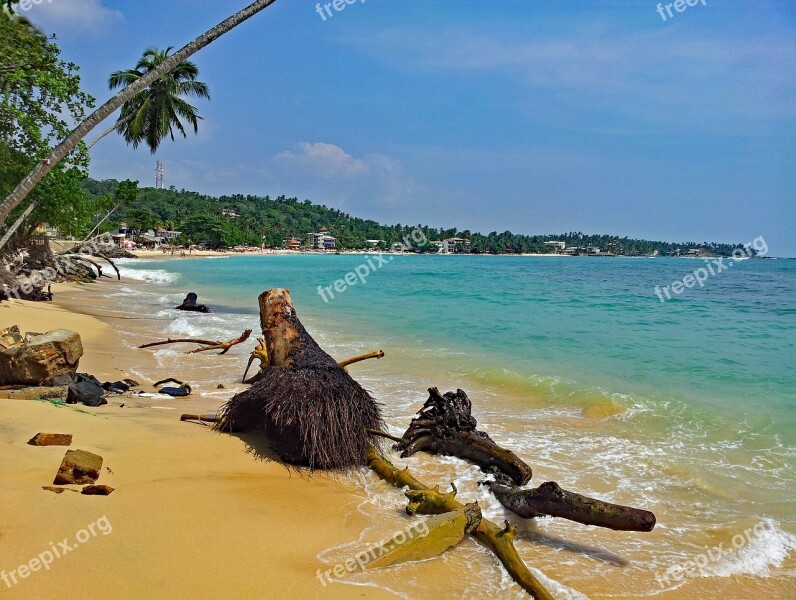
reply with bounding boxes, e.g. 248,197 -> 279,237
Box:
396,388 -> 533,486
367,448 -> 554,600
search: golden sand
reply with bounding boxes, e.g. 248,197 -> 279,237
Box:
0,286 -> 396,599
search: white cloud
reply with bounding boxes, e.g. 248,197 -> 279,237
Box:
275,142 -> 369,177
272,142 -> 412,206
23,0 -> 123,37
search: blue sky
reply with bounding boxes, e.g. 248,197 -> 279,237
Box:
24,0 -> 796,255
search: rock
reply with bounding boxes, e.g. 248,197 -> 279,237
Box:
159,384 -> 192,397
81,485 -> 114,496
0,325 -> 23,350
53,449 -> 103,485
67,373 -> 107,407
28,433 -> 72,446
176,292 -> 210,313
217,384 -> 226,390
0,329 -> 83,386
42,486 -> 78,495
0,386 -> 68,401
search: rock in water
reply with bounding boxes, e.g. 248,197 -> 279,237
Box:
0,329 -> 83,386
175,292 -> 210,313
53,449 -> 103,485
28,433 -> 73,447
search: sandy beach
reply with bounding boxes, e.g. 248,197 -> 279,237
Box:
0,284 -> 397,599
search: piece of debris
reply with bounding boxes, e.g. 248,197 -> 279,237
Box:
53,449 -> 103,485
217,384 -> 225,389
81,484 -> 114,496
42,486 -> 79,495
66,373 -> 107,407
159,383 -> 192,397
28,433 -> 72,447
175,292 -> 210,313
0,329 -> 83,386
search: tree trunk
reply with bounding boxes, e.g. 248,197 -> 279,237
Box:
397,387 -> 533,486
215,289 -> 383,470
0,0 -> 279,226
0,200 -> 37,251
367,449 -> 554,600
488,481 -> 657,532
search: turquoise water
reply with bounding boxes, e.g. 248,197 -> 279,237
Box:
123,254 -> 796,440
116,254 -> 796,597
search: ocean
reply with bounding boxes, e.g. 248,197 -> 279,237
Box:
113,254 -> 796,599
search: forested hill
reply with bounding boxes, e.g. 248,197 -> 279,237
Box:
82,179 -> 752,256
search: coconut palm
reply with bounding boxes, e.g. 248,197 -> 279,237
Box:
0,0 -> 279,230
88,47 -> 210,153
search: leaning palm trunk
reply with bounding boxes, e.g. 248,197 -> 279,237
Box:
0,0 -> 279,230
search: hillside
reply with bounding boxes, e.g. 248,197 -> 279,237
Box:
82,179 -> 752,256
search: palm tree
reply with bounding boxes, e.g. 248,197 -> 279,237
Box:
88,48 -> 210,153
0,0 -> 279,230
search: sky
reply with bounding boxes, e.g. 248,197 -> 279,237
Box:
22,0 -> 796,256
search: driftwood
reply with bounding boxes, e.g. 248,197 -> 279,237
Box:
215,289 -> 383,470
395,387 -> 533,486
138,330 -> 252,355
339,350 -> 384,369
488,482 -> 656,532
367,448 -> 554,600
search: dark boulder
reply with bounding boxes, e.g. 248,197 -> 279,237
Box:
176,292 -> 210,313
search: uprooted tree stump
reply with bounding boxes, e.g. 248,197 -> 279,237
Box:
214,289 -> 383,470
394,387 -> 533,486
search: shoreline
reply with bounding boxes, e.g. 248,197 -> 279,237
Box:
0,280 -> 398,599
1,268 -> 794,599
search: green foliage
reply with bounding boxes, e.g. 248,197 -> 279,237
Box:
108,47 -> 210,154
0,11 -> 95,236
82,179 -> 751,256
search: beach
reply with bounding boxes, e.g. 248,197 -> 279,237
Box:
1,257 -> 794,599
0,285 -> 397,599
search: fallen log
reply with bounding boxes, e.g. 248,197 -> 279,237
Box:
487,481 -> 656,532
396,388 -> 533,486
367,448 -> 554,600
138,330 -> 252,355
215,289 -> 383,470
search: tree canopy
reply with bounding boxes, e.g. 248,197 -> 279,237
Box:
0,10 -> 96,236
81,179 -> 753,256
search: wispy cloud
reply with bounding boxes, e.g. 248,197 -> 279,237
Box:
25,0 -> 123,37
345,22 -> 796,131
272,142 -> 412,206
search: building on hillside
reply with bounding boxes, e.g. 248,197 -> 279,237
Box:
282,237 -> 302,250
156,228 -> 181,243
221,209 -> 240,219
307,230 -> 337,250
544,241 -> 566,252
442,238 -> 471,254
